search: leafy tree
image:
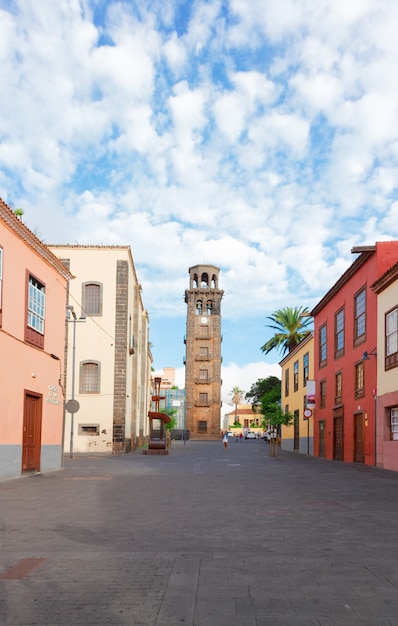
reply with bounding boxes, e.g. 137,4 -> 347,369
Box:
162,407 -> 177,431
245,376 -> 281,409
261,306 -> 312,356
262,401 -> 294,457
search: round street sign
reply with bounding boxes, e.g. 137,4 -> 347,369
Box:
303,409 -> 312,419
65,399 -> 80,414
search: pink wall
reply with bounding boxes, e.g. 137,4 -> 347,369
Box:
0,204 -> 69,478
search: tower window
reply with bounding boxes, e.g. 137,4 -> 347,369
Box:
201,273 -> 209,287
206,300 -> 212,315
196,300 -> 202,315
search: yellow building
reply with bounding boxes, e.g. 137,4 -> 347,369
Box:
280,333 -> 314,454
223,404 -> 264,436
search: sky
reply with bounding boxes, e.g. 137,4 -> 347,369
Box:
1,0 -> 398,404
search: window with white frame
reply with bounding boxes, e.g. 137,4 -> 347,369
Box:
28,275 -> 45,334
386,307 -> 398,364
391,408 -> 398,441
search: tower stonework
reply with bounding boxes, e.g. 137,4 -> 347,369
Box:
184,265 -> 224,439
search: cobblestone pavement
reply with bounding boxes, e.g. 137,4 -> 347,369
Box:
1,440 -> 398,625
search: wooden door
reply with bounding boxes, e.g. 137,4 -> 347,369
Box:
22,392 -> 42,473
294,410 -> 299,451
318,420 -> 325,457
354,413 -> 364,463
333,416 -> 344,461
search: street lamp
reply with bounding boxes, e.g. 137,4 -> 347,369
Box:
65,305 -> 86,458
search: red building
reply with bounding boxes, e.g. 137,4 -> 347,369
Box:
311,242 -> 398,466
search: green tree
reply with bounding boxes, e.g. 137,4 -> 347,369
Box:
162,407 -> 177,431
262,401 -> 293,457
261,306 -> 312,356
245,376 -> 281,410
230,385 -> 244,424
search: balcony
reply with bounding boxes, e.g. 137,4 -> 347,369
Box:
194,399 -> 211,407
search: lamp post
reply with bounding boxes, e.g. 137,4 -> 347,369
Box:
65,305 -> 86,458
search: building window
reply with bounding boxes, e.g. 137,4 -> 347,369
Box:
354,362 -> 364,398
28,275 -> 45,334
198,420 -> 207,433
200,325 -> 209,338
199,369 -> 208,380
284,368 -> 289,397
391,408 -> 398,441
303,352 -> 309,386
199,393 -> 208,405
320,379 -> 326,408
335,371 -> 342,404
319,324 -> 327,367
25,273 -> 46,349
335,308 -> 344,358
206,300 -> 213,315
386,307 -> 398,370
293,360 -> 299,392
80,361 -> 100,393
78,424 -> 100,436
354,288 -> 366,345
196,300 -> 202,315
199,346 -> 209,358
82,282 -> 102,316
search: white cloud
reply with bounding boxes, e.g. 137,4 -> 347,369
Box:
2,0 -> 398,373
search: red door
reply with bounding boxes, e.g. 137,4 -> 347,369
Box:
22,392 -> 42,473
354,413 -> 364,463
333,416 -> 344,461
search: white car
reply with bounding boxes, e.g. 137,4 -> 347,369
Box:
245,431 -> 256,439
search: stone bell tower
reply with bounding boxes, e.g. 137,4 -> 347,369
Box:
184,265 -> 224,439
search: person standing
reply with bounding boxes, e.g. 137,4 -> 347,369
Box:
223,433 -> 228,449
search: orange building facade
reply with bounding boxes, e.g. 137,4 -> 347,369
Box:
0,199 -> 71,480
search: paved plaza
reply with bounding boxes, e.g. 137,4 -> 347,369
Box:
1,439 -> 398,625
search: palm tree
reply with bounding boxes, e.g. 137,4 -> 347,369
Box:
230,385 -> 244,424
261,306 -> 312,356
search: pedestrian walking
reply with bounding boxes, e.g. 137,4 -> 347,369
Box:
222,433 -> 228,449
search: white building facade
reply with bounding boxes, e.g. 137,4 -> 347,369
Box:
49,245 -> 152,455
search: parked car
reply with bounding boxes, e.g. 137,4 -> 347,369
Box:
227,431 -> 234,437
245,431 -> 256,439
264,429 -> 277,442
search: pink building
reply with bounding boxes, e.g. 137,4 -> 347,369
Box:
0,199 -> 72,480
372,262 -> 398,471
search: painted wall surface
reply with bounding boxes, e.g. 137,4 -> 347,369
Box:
312,242 -> 398,466
280,334 -> 314,455
0,203 -> 69,480
49,246 -> 151,454
375,275 -> 398,471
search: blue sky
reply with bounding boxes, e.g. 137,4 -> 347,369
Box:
1,0 -> 398,402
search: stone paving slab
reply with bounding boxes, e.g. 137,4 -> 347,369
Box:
1,441 -> 398,624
